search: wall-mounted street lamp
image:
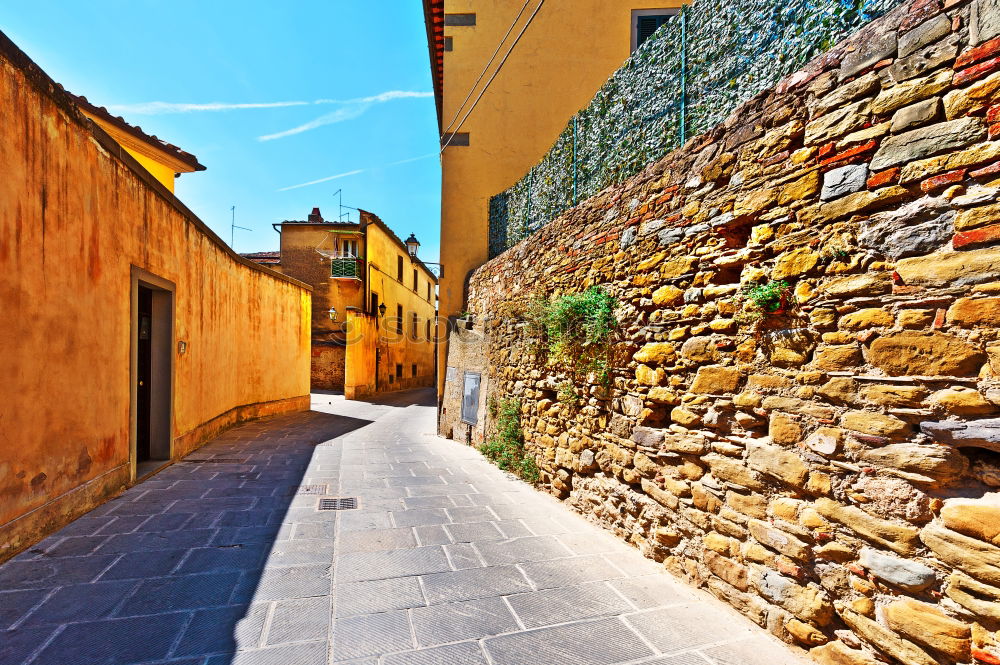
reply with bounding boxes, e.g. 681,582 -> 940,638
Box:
404,233 -> 445,278
378,303 -> 387,317
405,233 -> 420,258
328,306 -> 338,321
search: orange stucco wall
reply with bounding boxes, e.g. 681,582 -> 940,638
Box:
0,36 -> 312,560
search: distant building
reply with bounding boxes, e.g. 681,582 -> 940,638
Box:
422,0 -> 685,395
245,208 -> 438,398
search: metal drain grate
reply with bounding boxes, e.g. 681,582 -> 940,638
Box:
317,497 -> 358,511
290,484 -> 328,495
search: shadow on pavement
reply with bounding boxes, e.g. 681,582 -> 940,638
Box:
0,409 -> 370,665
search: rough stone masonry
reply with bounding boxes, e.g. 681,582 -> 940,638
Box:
444,0 -> 1000,663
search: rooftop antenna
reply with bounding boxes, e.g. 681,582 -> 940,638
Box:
230,205 -> 251,249
333,188 -> 353,223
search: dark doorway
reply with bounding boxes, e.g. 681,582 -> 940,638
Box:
132,271 -> 174,480
137,286 -> 153,463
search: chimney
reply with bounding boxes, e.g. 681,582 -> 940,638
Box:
307,207 -> 324,223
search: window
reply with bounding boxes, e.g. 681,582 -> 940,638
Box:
411,312 -> 418,339
461,372 -> 481,425
412,364 -> 417,377
444,36 -> 454,51
444,13 -> 475,26
426,320 -> 431,341
413,269 -> 418,291
340,238 -> 359,257
441,132 -> 470,147
370,293 -> 379,315
396,305 -> 403,335
397,256 -> 404,281
631,10 -> 679,52
396,363 -> 403,378
426,282 -> 432,301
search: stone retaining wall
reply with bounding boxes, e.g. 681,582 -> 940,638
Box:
454,0 -> 1000,662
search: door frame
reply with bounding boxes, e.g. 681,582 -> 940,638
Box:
129,267 -> 176,482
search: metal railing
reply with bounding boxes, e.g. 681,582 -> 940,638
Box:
331,257 -> 364,279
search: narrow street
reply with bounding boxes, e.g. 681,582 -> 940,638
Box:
0,390 -> 808,665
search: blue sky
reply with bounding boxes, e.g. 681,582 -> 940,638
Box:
2,1 -> 442,260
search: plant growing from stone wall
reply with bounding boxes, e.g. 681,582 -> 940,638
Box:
556,381 -> 581,407
544,286 -> 618,384
481,397 -> 539,483
735,280 -> 793,326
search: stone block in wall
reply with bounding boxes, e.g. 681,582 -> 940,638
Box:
943,70 -> 1000,119
810,641 -> 881,665
820,164 -> 868,201
898,14 -> 952,58
748,519 -> 811,560
822,273 -> 894,297
866,331 -> 986,376
746,441 -> 809,487
815,498 -> 920,555
836,605 -> 938,665
920,521 -> 1000,586
870,117 -> 986,170
860,442 -> 969,486
805,100 -> 873,146
945,570 -> 1000,621
840,29 -> 897,80
891,32 -> 959,82
882,598 -> 971,662
921,418 -> 1000,452
870,68 -> 951,116
858,547 -> 936,591
940,493 -> 1000,545
973,0 -> 1000,44
753,569 -> 834,626
928,386 -> 995,415
690,365 -> 741,394
799,186 -> 910,225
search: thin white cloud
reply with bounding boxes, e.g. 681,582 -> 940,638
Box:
106,101 -> 310,114
313,91 -> 434,105
276,154 -> 435,192
258,91 -> 433,142
277,169 -> 365,192
105,91 -> 431,118
258,106 -> 372,142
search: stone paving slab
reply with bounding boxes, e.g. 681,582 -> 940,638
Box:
0,389 -> 811,665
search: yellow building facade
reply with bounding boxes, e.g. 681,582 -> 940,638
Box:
247,208 -> 438,399
423,0 -> 685,394
69,94 -> 206,192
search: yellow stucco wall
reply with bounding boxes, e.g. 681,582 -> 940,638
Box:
363,216 -> 438,394
436,0 -> 685,393
344,310 -> 378,399
0,42 -> 312,559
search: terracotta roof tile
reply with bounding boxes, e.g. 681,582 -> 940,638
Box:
67,93 -> 206,172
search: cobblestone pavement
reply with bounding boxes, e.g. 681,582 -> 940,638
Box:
0,389 -> 810,665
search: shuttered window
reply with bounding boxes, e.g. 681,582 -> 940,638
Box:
636,15 -> 671,49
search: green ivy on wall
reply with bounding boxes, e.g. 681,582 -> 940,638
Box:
488,0 -> 903,259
